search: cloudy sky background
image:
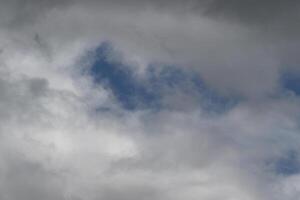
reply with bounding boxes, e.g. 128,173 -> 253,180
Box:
1,0 -> 300,199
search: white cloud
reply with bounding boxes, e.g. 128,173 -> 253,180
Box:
0,1 -> 300,200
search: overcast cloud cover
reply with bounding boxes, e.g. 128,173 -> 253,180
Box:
0,0 -> 300,199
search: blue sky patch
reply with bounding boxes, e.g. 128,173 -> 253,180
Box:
88,42 -> 159,110
274,150 -> 300,176
87,42 -> 238,112
281,71 -> 300,95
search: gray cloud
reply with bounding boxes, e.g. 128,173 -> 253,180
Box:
0,0 -> 300,200
1,155 -> 65,200
2,0 -> 299,97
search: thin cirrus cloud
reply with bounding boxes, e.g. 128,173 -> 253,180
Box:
0,0 -> 300,200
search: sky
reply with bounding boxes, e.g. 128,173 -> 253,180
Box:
0,0 -> 300,200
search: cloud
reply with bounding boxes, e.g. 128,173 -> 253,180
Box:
0,0 -> 283,97
0,0 -> 300,200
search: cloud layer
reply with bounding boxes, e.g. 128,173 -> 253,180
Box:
0,0 -> 300,200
